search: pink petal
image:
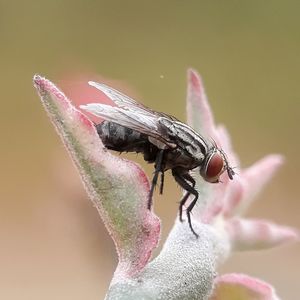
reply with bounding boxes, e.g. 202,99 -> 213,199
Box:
224,154 -> 284,217
242,154 -> 284,209
186,68 -> 217,140
210,273 -> 280,300
226,217 -> 299,251
33,75 -> 160,278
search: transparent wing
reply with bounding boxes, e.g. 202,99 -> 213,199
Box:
88,81 -> 178,121
80,103 -> 176,148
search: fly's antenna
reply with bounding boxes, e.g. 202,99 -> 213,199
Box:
219,148 -> 235,180
230,166 -> 239,176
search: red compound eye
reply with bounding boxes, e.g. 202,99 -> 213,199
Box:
204,152 -> 224,182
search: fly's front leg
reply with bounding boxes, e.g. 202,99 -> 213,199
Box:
172,169 -> 199,238
148,149 -> 164,209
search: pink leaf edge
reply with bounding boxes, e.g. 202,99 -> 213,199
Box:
186,68 -> 217,140
210,273 -> 280,300
226,217 -> 299,251
33,75 -> 161,278
223,154 -> 284,218
242,154 -> 284,205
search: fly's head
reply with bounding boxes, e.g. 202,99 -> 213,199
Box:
200,147 -> 235,183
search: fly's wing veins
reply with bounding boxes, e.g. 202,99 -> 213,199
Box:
82,82 -> 187,149
88,81 -> 179,120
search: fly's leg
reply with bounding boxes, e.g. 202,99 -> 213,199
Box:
182,172 -> 196,187
177,173 -> 196,222
148,150 -> 164,209
186,196 -> 199,237
178,192 -> 190,222
179,173 -> 196,222
172,169 -> 199,238
159,171 -> 165,195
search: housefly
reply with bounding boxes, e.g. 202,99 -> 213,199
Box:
80,82 -> 235,237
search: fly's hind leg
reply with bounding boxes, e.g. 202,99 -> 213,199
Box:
180,173 -> 196,221
178,192 -> 190,222
147,149 -> 164,209
174,172 -> 196,222
159,171 -> 165,195
172,169 -> 199,238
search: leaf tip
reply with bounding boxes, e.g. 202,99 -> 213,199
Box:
33,74 -> 46,91
33,73 -> 43,83
187,68 -> 203,91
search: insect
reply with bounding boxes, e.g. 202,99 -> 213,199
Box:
80,82 -> 235,237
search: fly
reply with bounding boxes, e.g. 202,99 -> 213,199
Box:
80,82 -> 235,237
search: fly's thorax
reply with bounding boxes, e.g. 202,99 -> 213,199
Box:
158,117 -> 209,160
162,148 -> 203,171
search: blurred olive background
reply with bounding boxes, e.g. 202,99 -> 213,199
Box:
1,1 -> 300,299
